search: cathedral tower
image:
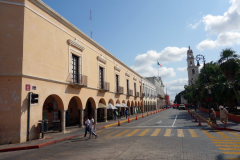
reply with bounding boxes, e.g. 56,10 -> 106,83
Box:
187,46 -> 199,85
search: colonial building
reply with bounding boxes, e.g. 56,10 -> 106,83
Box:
187,46 -> 199,85
0,0 -> 150,145
145,77 -> 165,109
142,78 -> 157,112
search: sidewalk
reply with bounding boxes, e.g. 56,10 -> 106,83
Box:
189,108 -> 240,131
0,109 -> 167,152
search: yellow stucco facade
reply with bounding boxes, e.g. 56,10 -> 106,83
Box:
0,0 -> 157,145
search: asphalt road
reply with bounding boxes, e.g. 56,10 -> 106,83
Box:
1,109 -> 240,160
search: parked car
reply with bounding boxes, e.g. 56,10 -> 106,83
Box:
179,104 -> 186,110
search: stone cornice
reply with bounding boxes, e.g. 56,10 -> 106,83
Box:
125,73 -> 130,77
97,56 -> 107,64
114,66 -> 121,72
28,0 -> 142,78
133,77 -> 137,81
67,39 -> 84,51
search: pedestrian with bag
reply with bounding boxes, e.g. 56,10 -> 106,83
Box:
125,109 -> 129,119
219,105 -> 228,128
88,115 -> 97,139
210,108 -> 219,128
83,117 -> 90,138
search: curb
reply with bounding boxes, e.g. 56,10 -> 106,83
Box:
0,109 -> 168,153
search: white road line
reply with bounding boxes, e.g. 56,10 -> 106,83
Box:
137,115 -> 162,127
156,120 -> 162,124
172,112 -> 179,127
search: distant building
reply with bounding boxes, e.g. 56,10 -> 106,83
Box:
165,95 -> 170,105
187,46 -> 199,85
142,78 -> 157,112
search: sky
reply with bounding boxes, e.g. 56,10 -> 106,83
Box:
42,0 -> 240,101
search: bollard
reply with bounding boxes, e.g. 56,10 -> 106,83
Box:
136,115 -> 138,120
147,112 -> 149,116
118,119 -> 120,126
192,114 -> 195,119
142,114 -> 144,118
128,117 -> 130,123
198,118 -> 202,126
151,112 -> 152,115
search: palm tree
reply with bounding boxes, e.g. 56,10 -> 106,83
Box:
218,48 -> 239,64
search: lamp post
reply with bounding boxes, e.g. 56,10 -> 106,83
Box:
196,54 -> 211,116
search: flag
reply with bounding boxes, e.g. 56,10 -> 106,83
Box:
157,62 -> 162,67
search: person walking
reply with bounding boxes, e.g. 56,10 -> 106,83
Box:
88,115 -> 97,139
125,109 -> 129,119
113,110 -> 117,121
83,117 -> 90,138
210,108 -> 219,128
219,105 -> 228,128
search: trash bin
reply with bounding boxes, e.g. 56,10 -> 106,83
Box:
38,123 -> 43,133
44,120 -> 48,132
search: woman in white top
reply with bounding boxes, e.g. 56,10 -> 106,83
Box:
88,115 -> 97,139
84,117 -> 90,138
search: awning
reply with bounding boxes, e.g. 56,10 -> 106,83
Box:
98,103 -> 107,108
122,103 -> 128,107
107,103 -> 117,109
115,103 -> 123,107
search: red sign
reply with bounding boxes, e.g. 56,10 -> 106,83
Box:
26,84 -> 31,91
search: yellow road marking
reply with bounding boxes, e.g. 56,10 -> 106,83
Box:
189,129 -> 198,137
215,131 -> 231,138
226,158 -> 240,160
212,139 -> 240,141
97,130 -> 111,136
104,131 -> 119,137
95,130 -> 104,133
114,130 -> 130,137
151,129 -> 161,136
213,142 -> 240,144
139,129 -> 150,136
177,129 -> 184,137
219,148 -> 240,151
126,129 -> 140,137
222,152 -> 240,155
216,145 -> 240,147
229,132 -> 240,138
202,130 -> 215,138
164,129 -> 171,137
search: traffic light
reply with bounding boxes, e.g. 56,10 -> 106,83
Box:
31,93 -> 39,104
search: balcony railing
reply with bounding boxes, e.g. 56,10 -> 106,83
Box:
142,93 -> 145,98
98,81 -> 110,92
67,73 -> 87,88
116,86 -> 124,94
127,89 -> 133,96
135,92 -> 139,97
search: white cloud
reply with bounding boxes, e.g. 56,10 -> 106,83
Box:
188,20 -> 201,29
131,47 -> 187,78
202,0 -> 240,34
197,32 -> 240,50
177,67 -> 187,72
165,78 -> 188,100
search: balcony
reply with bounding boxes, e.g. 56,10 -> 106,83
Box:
135,92 -> 139,97
67,73 -> 87,88
116,86 -> 124,94
127,89 -> 133,96
98,81 -> 110,92
142,93 -> 145,98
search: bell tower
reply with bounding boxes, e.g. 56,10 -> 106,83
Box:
187,46 -> 199,85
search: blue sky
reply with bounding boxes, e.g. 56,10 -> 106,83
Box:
42,0 -> 239,100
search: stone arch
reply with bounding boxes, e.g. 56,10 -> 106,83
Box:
66,96 -> 83,127
99,98 -> 106,105
122,100 -> 126,104
97,98 -> 107,122
109,99 -> 114,106
127,100 -> 130,107
85,97 -> 96,119
42,94 -> 64,131
130,101 -> 134,115
116,99 -> 120,104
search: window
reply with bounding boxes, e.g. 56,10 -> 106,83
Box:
190,61 -> 192,66
126,79 -> 129,94
189,54 -> 192,58
99,67 -> 104,89
192,69 -> 195,75
134,83 -> 136,96
116,74 -> 119,92
72,54 -> 79,83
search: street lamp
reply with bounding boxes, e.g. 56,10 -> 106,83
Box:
196,54 -> 211,116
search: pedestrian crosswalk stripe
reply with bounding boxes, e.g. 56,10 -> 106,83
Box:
211,139 -> 240,141
114,130 -> 130,137
228,132 -> 240,138
219,148 -> 240,151
95,130 -> 104,133
214,131 -> 231,138
222,152 -> 240,155
216,145 -> 240,147
126,129 -> 140,137
151,129 -> 161,136
213,142 -> 240,144
97,130 -> 111,136
164,129 -> 171,137
104,130 -> 119,137
139,129 -> 150,136
226,158 -> 240,160
188,129 -> 198,137
202,130 -> 216,138
177,129 -> 184,137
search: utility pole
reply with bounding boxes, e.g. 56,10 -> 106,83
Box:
90,10 -> 92,38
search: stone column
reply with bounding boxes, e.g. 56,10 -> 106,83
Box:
104,108 -> 107,122
94,109 -> 97,124
79,108 -> 84,128
61,109 -> 66,133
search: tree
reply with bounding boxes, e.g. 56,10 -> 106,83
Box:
218,48 -> 239,64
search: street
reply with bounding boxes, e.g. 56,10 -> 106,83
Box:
1,109 -> 240,160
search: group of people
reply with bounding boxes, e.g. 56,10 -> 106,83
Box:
84,115 -> 98,139
210,105 -> 228,128
113,109 -> 129,120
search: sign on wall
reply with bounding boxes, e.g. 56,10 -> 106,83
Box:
26,84 -> 31,91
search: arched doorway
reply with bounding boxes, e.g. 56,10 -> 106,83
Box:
85,97 -> 96,121
97,98 -> 106,122
122,100 -> 126,117
66,96 -> 82,127
42,94 -> 64,131
127,100 -> 131,115
131,101 -> 134,115
108,99 -> 114,120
